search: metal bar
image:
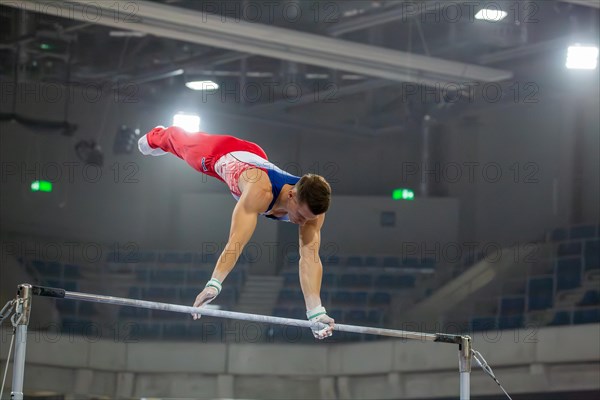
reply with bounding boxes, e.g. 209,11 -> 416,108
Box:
460,371 -> 470,400
11,326 -> 28,400
11,284 -> 32,400
459,336 -> 472,400
21,283 -> 471,399
61,290 -> 438,341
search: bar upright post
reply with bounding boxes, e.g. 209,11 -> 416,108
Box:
458,335 -> 472,400
11,284 -> 32,400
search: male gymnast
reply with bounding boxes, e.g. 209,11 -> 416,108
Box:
138,125 -> 335,339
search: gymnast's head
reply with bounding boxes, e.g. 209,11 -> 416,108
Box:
287,174 -> 331,225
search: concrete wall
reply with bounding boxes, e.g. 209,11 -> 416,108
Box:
442,85 -> 600,245
321,196 -> 459,255
1,324 -> 598,399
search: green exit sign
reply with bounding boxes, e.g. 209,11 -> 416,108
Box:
392,188 -> 414,200
31,181 -> 52,192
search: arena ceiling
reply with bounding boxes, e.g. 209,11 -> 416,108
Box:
1,0 -> 598,134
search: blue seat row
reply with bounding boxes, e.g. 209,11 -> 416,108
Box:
130,322 -> 224,341
585,239 -> 599,270
133,268 -> 245,284
63,264 -> 82,278
555,257 -> 582,291
60,318 -> 95,336
158,252 -> 194,263
277,289 -> 305,304
500,296 -> 525,315
574,308 -> 600,324
469,225 -> 598,334
549,309 -> 600,325
149,269 -> 186,282
56,300 -> 76,314
119,306 -> 150,318
127,286 -> 239,304
278,290 -> 392,306
273,307 -> 383,325
473,305 -> 600,332
470,315 -> 524,332
285,254 -> 436,270
557,242 -> 582,257
104,251 -> 238,265
549,224 -> 598,241
579,290 -> 600,306
526,264 -> 588,311
267,324 -> 380,343
331,291 -> 368,306
549,311 -> 571,326
470,316 -> 497,332
45,279 -> 78,291
284,272 -> 417,290
334,256 -> 435,269
31,260 -> 62,277
194,253 -> 218,264
528,276 -> 554,310
106,250 -> 157,263
475,307 -> 600,332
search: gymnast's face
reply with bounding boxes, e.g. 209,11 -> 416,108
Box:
288,191 -> 318,226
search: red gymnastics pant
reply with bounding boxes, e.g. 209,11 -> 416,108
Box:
145,126 -> 269,183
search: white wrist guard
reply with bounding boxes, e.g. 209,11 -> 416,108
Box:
306,305 -> 327,321
205,278 -> 222,295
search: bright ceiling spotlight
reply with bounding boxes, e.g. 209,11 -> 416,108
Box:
172,113 -> 200,132
566,44 -> 599,70
475,8 -> 508,22
185,80 -> 219,91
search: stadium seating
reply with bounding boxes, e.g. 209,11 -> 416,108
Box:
22,223 -> 598,343
469,223 -> 599,333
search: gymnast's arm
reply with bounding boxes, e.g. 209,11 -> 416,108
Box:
299,214 -> 335,338
192,178 -> 272,318
299,215 -> 325,309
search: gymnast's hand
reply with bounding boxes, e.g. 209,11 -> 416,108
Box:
307,306 -> 335,339
191,286 -> 218,320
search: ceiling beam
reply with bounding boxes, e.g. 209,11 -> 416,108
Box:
249,79 -> 394,113
327,0 -> 442,36
207,106 -> 375,137
6,0 -> 513,86
560,0 -> 600,9
78,50 -> 249,82
477,37 -> 572,65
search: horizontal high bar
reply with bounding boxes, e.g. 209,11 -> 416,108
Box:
29,285 -> 463,344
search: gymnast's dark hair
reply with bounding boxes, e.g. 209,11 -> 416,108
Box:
295,173 -> 331,215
